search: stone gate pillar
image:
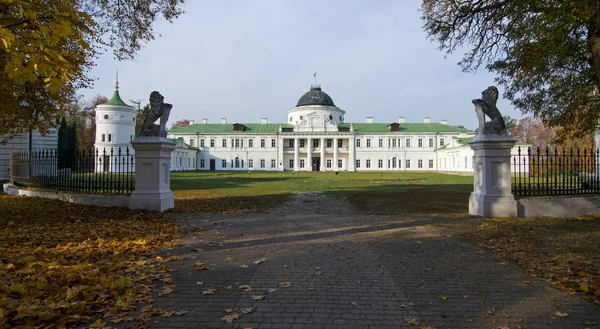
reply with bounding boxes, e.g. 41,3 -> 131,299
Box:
469,135 -> 517,217
129,136 -> 176,212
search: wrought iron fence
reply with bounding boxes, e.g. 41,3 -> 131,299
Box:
9,147 -> 135,195
512,146 -> 600,197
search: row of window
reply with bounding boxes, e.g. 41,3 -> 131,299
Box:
355,158 -> 434,169
356,138 -> 444,148
100,134 -> 134,143
188,137 -> 446,149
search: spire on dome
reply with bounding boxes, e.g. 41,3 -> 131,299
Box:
105,70 -> 129,106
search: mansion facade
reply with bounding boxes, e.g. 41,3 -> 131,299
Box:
167,84 -> 523,172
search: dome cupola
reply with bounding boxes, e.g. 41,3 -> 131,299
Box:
296,84 -> 336,107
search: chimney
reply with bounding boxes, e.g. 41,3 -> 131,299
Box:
188,120 -> 195,125
441,119 -> 448,125
398,117 -> 405,124
221,118 -> 227,124
261,118 -> 268,124
202,118 -> 207,124
366,117 -> 374,124
424,117 -> 431,124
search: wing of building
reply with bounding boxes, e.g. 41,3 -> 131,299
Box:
167,84 -> 525,172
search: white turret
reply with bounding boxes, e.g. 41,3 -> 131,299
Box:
94,78 -> 136,172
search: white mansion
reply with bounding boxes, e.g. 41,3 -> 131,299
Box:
166,84 -> 525,172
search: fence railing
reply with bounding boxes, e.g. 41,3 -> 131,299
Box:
9,147 -> 135,195
512,146 -> 600,197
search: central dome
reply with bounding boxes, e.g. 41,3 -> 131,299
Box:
296,84 -> 336,107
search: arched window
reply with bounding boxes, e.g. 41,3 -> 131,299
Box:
235,157 -> 240,168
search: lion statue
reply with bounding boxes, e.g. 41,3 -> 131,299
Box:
472,86 -> 506,135
138,91 -> 172,137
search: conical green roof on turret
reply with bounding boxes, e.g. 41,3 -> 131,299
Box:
105,88 -> 129,106
104,74 -> 130,107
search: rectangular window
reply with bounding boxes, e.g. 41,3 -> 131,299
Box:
338,159 -> 342,168
271,159 -> 276,168
356,139 -> 361,147
271,139 -> 276,147
429,159 -> 434,168
222,139 -> 227,147
200,139 -> 205,147
418,159 -> 423,168
418,139 -> 423,147
102,134 -> 106,142
249,139 -> 253,147
288,139 -> 294,147
392,139 -> 397,147
261,139 -> 266,147
241,139 -> 244,148
190,139 -> 195,147
378,159 -> 383,168
249,159 -> 254,168
313,139 -> 319,147
378,139 -> 383,147
398,159 -> 402,168
326,159 -> 332,168
356,159 -> 361,168
465,157 -> 468,168
366,139 -> 371,147
108,134 -> 112,142
439,139 -> 445,146
300,139 -> 305,147
300,159 -> 305,168
405,139 -> 411,147
235,139 -> 240,147
337,139 -> 343,147
210,139 -> 215,147
260,159 -> 265,168
222,159 -> 227,168
200,159 -> 205,168
429,138 -> 434,147
366,159 -> 371,168
326,139 -> 332,147
406,160 -> 411,168
289,159 -> 294,168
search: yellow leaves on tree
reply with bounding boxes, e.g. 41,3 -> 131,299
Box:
0,0 -> 185,141
0,193 -> 182,327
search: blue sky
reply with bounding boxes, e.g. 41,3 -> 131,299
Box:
80,0 -> 523,129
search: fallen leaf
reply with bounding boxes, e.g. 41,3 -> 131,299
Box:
239,284 -> 252,292
224,307 -> 233,313
307,287 -> 316,291
202,288 -> 218,295
350,301 -> 357,306
221,313 -> 239,323
224,285 -> 233,290
438,295 -> 448,301
405,317 -> 420,325
267,288 -> 277,294
89,319 -> 107,328
554,311 -> 569,317
241,308 -> 253,314
278,282 -> 292,288
161,310 -> 175,318
251,295 -> 265,301
253,258 -> 267,265
315,271 -> 322,275
159,286 -> 174,296
240,264 -> 249,268
196,281 -> 203,285
174,310 -> 188,316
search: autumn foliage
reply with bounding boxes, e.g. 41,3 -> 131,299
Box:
0,193 -> 182,328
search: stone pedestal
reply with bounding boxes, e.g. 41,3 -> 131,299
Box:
129,137 -> 175,212
469,135 -> 517,217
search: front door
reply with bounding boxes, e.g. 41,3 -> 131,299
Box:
209,159 -> 216,171
312,157 -> 320,171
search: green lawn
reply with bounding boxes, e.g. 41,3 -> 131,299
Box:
170,171 -> 473,214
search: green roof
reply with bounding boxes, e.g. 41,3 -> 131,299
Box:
168,123 -> 292,134
343,123 -> 472,133
168,122 -> 473,134
105,89 -> 129,106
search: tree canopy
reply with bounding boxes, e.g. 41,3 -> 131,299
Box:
0,0 -> 184,141
421,0 -> 600,137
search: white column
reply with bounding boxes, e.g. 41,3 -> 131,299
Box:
320,137 -> 325,172
307,138 -> 312,171
348,136 -> 355,171
293,137 -> 299,171
277,137 -> 284,171
333,137 -> 339,171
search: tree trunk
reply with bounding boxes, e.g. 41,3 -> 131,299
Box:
590,0 -> 600,93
